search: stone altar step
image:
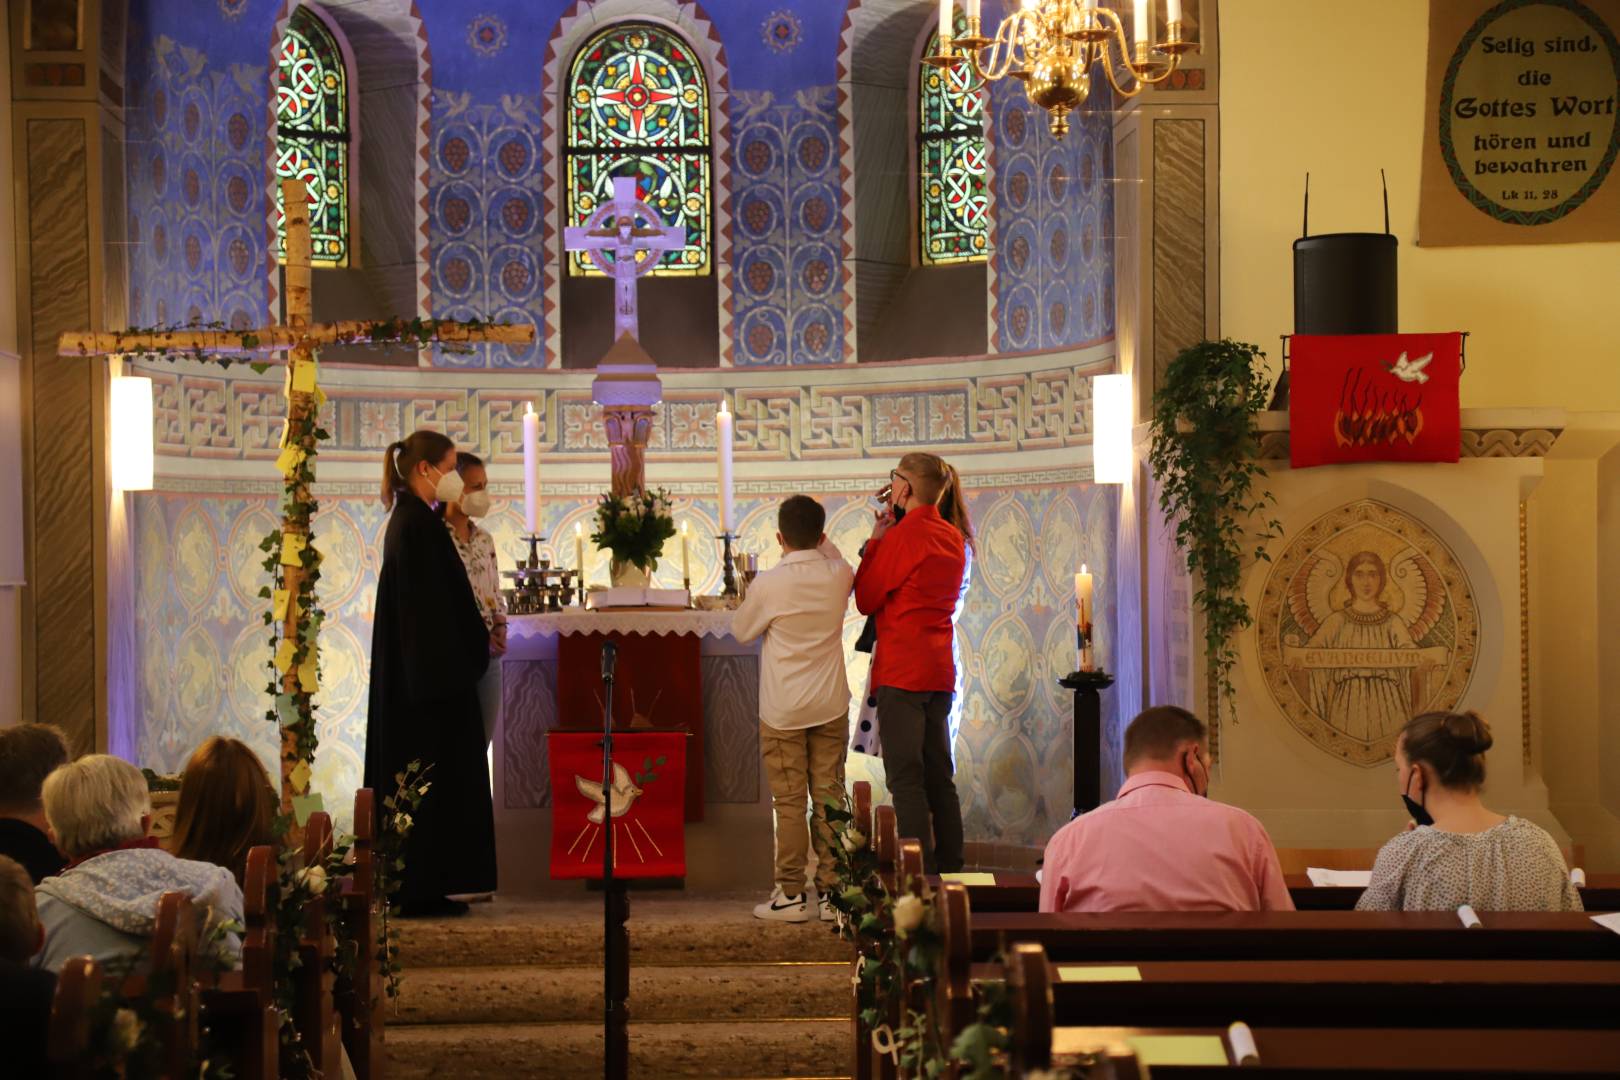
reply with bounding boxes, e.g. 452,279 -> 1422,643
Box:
394,961 -> 849,1025
386,1018 -> 850,1079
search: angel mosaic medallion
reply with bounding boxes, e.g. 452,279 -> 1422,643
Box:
1257,500 -> 1479,766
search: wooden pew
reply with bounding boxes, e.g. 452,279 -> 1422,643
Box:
144,891 -> 201,1078
197,845 -> 279,1080
969,908 -> 1620,963
1007,944 -> 1620,1076
47,955 -> 102,1079
850,781 -> 873,1080
297,811 -> 343,1077
337,788 -> 383,1080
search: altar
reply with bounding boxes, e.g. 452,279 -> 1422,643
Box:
491,608 -> 775,893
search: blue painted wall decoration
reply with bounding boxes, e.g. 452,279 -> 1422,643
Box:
124,0 -> 1115,367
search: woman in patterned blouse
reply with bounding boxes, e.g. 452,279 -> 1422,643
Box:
1357,711 -> 1581,913
445,452 -> 507,749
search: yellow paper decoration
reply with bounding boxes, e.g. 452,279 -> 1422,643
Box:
298,649 -> 319,693
280,534 -> 307,566
289,760 -> 311,792
272,589 -> 290,621
274,638 -> 296,674
291,360 -> 318,394
275,446 -> 304,478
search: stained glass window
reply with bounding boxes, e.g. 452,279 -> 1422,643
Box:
919,16 -> 988,265
565,23 -> 711,276
275,7 -> 350,268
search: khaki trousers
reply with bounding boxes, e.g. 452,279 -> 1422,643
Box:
760,714 -> 849,897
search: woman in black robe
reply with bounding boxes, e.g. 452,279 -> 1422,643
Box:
364,429 -> 494,916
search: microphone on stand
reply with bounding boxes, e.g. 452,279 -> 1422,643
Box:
599,637 -> 624,1077
601,640 -> 618,684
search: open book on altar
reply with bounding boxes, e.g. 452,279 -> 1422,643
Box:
587,587 -> 692,610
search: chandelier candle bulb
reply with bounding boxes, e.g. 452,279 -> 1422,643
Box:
1166,0 -> 1181,26
939,0 -> 954,46
716,397 -> 735,532
522,402 -> 540,535
965,0 -> 981,23
1134,0 -> 1149,47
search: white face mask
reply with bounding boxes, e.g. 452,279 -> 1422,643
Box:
429,465 -> 465,506
460,490 -> 491,518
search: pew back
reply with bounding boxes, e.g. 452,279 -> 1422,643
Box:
47,956 -> 102,1078
338,787 -> 383,1080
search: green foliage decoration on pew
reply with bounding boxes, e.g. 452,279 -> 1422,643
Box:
376,762 -> 432,1004
823,800 -> 1018,1079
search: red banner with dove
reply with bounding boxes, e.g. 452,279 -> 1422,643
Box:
548,731 -> 687,880
1289,333 -> 1463,468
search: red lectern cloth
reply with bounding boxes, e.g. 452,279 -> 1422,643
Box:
548,731 -> 687,880
1290,333 -> 1462,468
557,632 -> 704,822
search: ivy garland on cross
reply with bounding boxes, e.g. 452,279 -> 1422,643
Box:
59,179 -> 535,842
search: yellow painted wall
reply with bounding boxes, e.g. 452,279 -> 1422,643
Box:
1220,0 -> 1620,410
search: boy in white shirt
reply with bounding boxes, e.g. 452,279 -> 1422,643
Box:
731,495 -> 855,923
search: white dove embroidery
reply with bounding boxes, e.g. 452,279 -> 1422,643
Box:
1385,351 -> 1433,384
575,763 -> 644,825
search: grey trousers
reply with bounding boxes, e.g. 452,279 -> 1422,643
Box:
875,686 -> 965,873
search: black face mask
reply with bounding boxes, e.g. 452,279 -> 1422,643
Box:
892,504 -> 907,523
1401,774 -> 1434,827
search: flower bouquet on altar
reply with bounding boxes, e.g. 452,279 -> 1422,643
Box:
591,487 -> 677,588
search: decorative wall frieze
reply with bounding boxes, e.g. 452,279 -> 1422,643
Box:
1255,426 -> 1566,462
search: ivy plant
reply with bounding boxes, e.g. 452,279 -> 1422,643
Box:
1147,339 -> 1281,730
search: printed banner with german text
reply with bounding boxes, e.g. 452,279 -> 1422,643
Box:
1419,0 -> 1620,246
549,731 -> 687,880
1289,334 -> 1463,468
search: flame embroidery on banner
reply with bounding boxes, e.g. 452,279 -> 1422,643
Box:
1333,366 -> 1426,448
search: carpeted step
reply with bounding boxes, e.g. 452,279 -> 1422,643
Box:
393,961 -> 851,1025
386,1018 -> 850,1079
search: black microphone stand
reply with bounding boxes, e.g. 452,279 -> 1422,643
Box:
599,641 -> 629,1079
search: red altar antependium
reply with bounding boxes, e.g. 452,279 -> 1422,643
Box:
1290,333 -> 1463,468
548,731 -> 687,880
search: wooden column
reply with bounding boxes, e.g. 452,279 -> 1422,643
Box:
9,0 -> 127,751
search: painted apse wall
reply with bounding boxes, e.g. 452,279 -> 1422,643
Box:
123,0 -> 1121,847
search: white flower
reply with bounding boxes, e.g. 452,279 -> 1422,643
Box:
417,783 -> 432,797
397,812 -> 413,832
298,864 -> 328,894
891,894 -> 926,937
842,829 -> 866,853
112,1008 -> 144,1055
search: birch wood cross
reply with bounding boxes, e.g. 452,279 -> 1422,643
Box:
59,179 -> 535,837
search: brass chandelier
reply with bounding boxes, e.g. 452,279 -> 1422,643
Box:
929,0 -> 1198,137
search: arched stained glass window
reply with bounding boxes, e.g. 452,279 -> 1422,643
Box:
919,17 -> 988,265
275,6 -> 350,267
566,23 -> 712,276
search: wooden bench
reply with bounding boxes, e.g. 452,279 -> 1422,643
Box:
336,788 -> 382,1080
297,811 -> 343,1076
1006,943 -> 1620,1076
47,955 -> 103,1078
196,845 -> 280,1080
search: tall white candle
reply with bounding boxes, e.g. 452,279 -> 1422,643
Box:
716,397 -> 735,533
1134,0 -> 1149,46
938,0 -> 953,44
1166,0 -> 1181,26
522,402 -> 540,535
575,521 -> 586,583
965,0 -> 980,23
680,520 -> 691,583
1075,565 -> 1094,626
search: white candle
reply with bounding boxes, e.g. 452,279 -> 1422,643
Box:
938,0 -> 953,44
716,397 -> 735,533
522,402 -> 540,535
680,520 -> 691,583
965,0 -> 980,23
1075,565 -> 1094,626
1134,0 -> 1150,46
575,521 -> 586,583
1166,0 -> 1181,26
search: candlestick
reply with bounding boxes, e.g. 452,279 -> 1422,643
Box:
1133,0 -> 1149,47
522,402 -> 540,535
939,0 -> 953,46
715,397 -> 735,533
719,532 -> 738,598
964,0 -> 980,23
1076,564 -> 1095,672
575,521 -> 586,590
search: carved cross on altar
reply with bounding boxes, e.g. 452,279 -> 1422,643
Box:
58,179 -> 534,834
564,176 -> 683,342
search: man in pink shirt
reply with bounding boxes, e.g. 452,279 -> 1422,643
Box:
1040,706 -> 1293,913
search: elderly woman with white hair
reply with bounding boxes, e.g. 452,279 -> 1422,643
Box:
33,754 -> 243,973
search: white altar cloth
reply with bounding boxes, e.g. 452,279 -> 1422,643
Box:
508,609 -> 738,641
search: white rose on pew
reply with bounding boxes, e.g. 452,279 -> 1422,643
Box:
842,829 -> 866,853
112,1008 -> 144,1055
892,894 -> 925,937
299,864 -> 328,894
397,812 -> 414,833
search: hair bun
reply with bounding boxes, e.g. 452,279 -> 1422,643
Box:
1442,711 -> 1493,754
